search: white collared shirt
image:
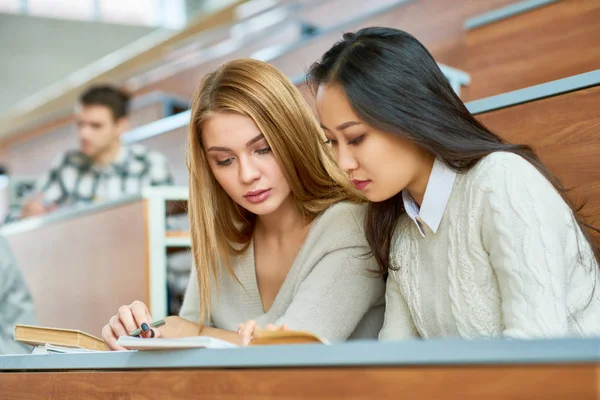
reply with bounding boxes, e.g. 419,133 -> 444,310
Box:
402,158 -> 457,237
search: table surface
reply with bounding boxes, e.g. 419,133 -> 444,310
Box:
1,337 -> 599,371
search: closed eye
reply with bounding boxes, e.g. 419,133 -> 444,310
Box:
216,158 -> 233,166
256,146 -> 271,155
348,134 -> 365,146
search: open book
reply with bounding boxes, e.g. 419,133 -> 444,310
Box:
117,329 -> 329,350
251,329 -> 330,345
15,324 -> 328,353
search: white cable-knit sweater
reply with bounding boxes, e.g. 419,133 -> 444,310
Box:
379,152 -> 600,340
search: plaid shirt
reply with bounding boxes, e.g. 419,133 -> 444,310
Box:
6,144 -> 174,222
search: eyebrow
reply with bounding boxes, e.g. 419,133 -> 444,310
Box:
206,134 -> 265,152
320,121 -> 362,131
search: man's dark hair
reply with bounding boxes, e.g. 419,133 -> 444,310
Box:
79,85 -> 131,120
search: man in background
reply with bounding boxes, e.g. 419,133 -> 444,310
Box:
0,235 -> 36,354
19,85 -> 174,219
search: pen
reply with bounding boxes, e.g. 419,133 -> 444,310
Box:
129,319 -> 166,336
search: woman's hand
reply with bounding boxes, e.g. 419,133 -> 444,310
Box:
101,300 -> 162,350
237,320 -> 287,346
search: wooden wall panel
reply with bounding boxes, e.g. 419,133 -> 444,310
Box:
270,0 -> 519,80
0,364 -> 597,399
273,0 -> 600,102
136,0 -> 520,101
135,24 -> 306,99
462,0 -> 600,101
5,200 -> 149,336
296,81 -> 316,115
6,123 -> 76,179
477,85 -> 600,244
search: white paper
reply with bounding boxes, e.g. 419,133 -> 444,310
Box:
116,335 -> 239,350
30,344 -> 123,354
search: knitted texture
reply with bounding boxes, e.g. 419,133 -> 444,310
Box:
180,202 -> 386,342
380,152 -> 600,340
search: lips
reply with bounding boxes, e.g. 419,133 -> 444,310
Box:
352,179 -> 371,191
244,189 -> 271,204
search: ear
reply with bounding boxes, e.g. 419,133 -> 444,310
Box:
116,117 -> 130,136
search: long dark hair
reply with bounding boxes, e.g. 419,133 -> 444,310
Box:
307,26 -> 600,275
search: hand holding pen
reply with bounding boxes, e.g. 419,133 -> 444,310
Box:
101,300 -> 165,350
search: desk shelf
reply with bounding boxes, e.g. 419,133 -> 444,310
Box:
164,236 -> 191,247
144,187 -> 189,321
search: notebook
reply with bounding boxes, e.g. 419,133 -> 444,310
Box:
116,335 -> 237,350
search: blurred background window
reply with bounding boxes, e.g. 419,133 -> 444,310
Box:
0,0 -> 185,28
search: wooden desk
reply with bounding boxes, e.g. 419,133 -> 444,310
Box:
0,187 -> 189,337
0,338 -> 598,399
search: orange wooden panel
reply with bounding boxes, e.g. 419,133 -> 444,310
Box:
462,0 -> 600,101
274,0 -> 600,102
296,81 -> 316,114
0,364 -> 597,399
270,0 -> 519,80
134,24 -> 306,100
4,200 -> 149,336
136,0 -> 519,101
166,231 -> 189,238
476,85 -> 600,244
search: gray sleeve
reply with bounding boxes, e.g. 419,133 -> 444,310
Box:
0,236 -> 37,354
179,265 -> 200,323
272,245 -> 385,342
178,266 -> 213,327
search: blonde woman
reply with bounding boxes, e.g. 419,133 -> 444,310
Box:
102,59 -> 385,349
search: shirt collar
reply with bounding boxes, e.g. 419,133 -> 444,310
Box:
92,144 -> 129,173
402,158 -> 457,237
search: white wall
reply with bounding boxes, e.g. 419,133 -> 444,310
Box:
0,14 -> 156,114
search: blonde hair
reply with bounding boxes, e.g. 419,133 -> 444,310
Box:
186,58 -> 359,326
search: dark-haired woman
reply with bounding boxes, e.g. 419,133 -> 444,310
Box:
309,27 -> 600,339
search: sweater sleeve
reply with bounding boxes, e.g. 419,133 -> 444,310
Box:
178,266 -> 215,326
271,244 -> 385,342
480,154 -> 575,338
0,237 -> 37,354
378,274 -> 419,340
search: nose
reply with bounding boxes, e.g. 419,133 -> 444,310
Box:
239,156 -> 261,184
78,124 -> 92,140
337,144 -> 358,173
